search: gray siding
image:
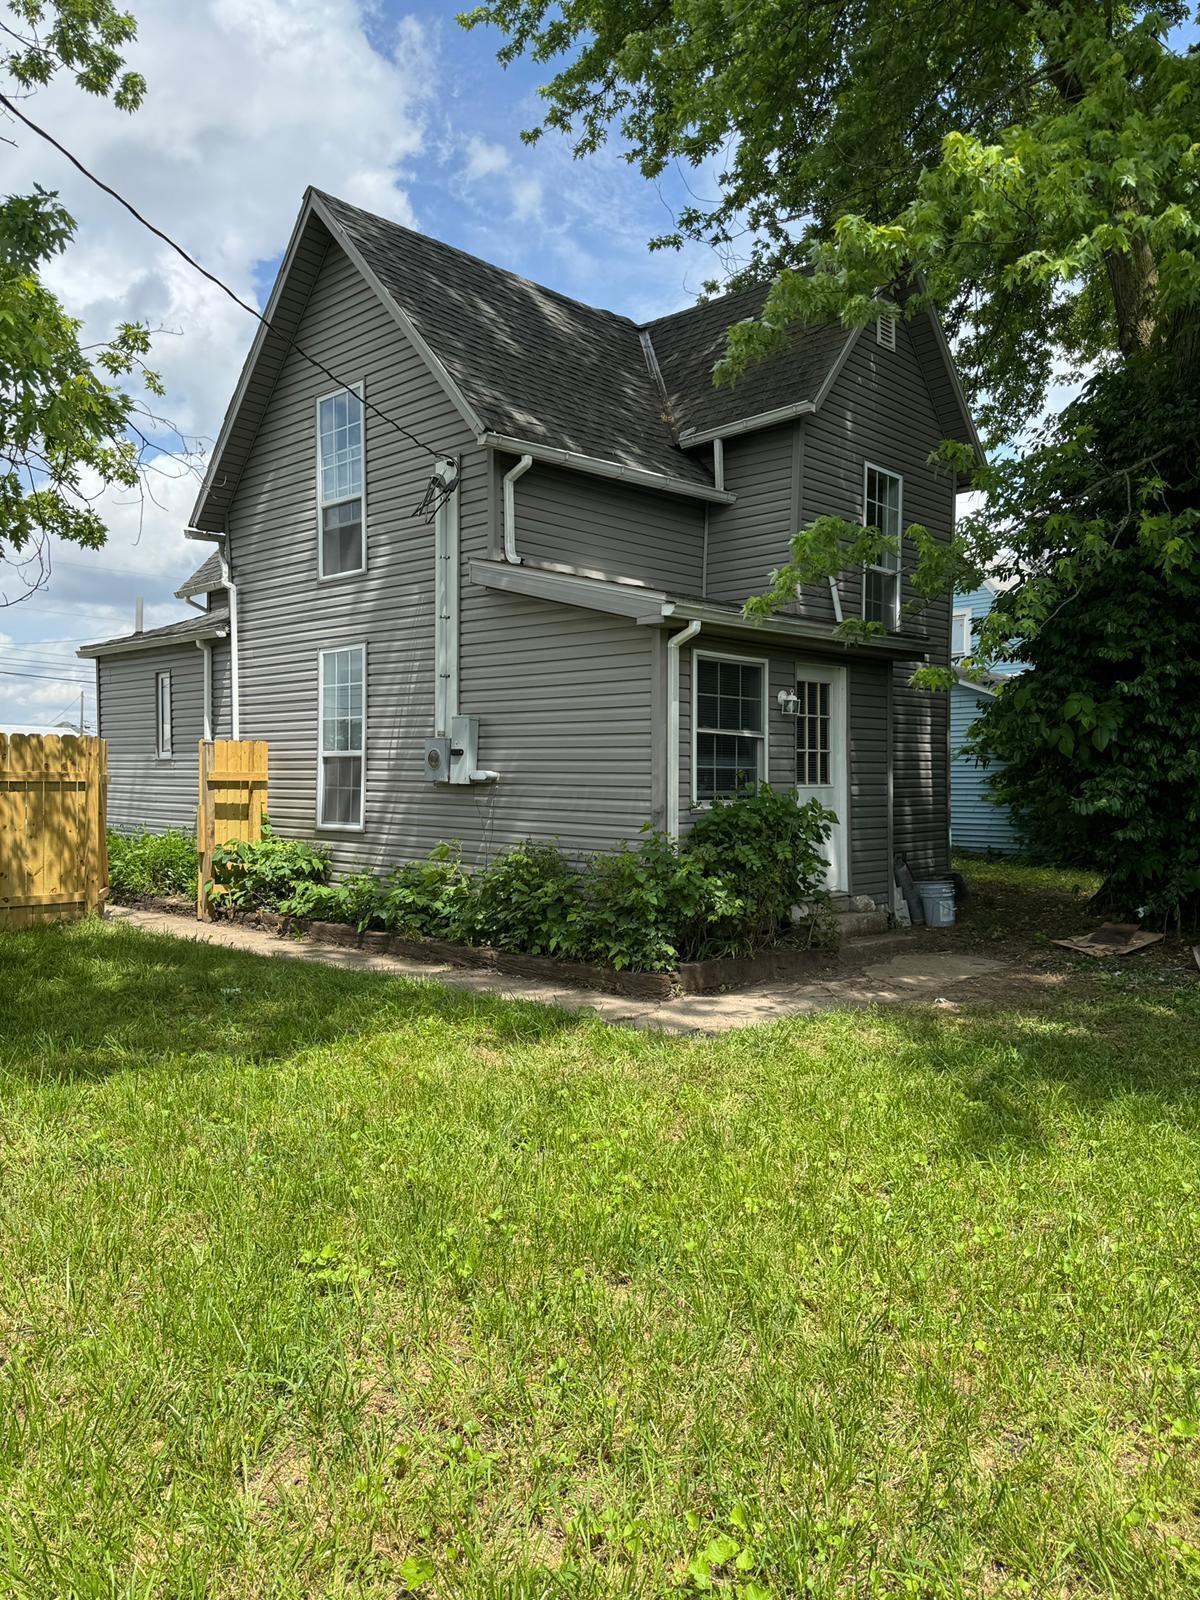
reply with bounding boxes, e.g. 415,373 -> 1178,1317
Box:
100,644 -> 202,834
512,461 -> 704,591
227,243 -> 657,873
801,321 -> 953,875
99,637 -> 233,835
704,425 -> 796,604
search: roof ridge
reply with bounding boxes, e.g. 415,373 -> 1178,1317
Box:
314,188 -> 645,333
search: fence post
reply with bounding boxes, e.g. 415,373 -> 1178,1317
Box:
196,739 -> 267,921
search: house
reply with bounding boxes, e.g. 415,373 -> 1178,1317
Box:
949,581 -> 1025,854
80,187 -> 983,910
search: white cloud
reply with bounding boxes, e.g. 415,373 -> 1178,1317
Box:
1,0 -> 434,722
463,135 -> 510,181
509,174 -> 544,223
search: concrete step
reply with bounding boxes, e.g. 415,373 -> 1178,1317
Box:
833,908 -> 890,938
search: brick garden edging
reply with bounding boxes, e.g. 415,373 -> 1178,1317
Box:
198,907 -> 835,998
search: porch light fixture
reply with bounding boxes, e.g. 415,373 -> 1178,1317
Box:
777,688 -> 801,716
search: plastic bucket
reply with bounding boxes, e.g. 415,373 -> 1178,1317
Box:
917,879 -> 956,929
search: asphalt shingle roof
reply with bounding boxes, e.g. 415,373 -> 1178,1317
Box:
316,192 -> 853,484
174,552 -> 225,598
78,608 -> 229,658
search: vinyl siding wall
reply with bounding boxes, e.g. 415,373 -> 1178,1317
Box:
512,462 -> 704,591
226,242 -> 656,873
950,685 -> 1022,853
99,638 -> 232,834
801,321 -> 953,876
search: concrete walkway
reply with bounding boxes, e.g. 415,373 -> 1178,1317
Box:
108,906 -> 1010,1034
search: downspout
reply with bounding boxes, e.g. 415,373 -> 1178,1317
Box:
666,619 -> 702,839
502,454 -> 533,564
218,539 -> 240,740
196,640 -> 213,742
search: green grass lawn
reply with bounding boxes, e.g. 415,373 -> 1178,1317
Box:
2,919 -> 1200,1597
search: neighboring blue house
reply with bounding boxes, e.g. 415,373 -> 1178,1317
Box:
949,580 -> 1025,854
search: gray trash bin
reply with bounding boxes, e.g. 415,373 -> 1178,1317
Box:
917,879 -> 956,928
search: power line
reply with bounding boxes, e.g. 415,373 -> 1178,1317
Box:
0,92 -> 455,479
0,666 -> 94,684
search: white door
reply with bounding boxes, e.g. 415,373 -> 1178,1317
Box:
792,665 -> 848,892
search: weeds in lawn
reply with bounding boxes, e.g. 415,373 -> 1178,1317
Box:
1,919 -> 1199,1596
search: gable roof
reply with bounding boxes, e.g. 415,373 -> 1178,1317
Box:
190,188 -> 982,531
174,551 -> 224,599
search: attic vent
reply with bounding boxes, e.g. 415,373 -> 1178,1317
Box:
876,312 -> 897,351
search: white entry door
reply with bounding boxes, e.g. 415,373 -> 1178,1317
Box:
792,665 -> 849,892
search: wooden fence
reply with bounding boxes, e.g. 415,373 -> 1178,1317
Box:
197,739 -> 268,917
0,734 -> 108,928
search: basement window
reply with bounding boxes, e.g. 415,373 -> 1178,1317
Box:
318,644 -> 365,829
317,385 -> 365,578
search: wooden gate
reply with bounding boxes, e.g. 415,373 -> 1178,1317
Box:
0,734 -> 108,928
197,739 -> 268,917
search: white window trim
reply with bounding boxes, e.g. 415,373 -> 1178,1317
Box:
316,642 -> 367,832
876,311 -> 897,351
316,381 -> 367,582
951,607 -> 973,660
155,670 -> 172,759
861,460 -> 903,631
792,663 -> 849,892
691,648 -> 770,809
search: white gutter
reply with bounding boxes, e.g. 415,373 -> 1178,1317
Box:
197,640 -> 213,741
666,618 -> 701,839
680,400 -> 816,449
434,457 -> 462,734
479,431 -> 734,505
502,454 -> 533,565
827,576 -> 844,623
218,543 -> 240,740
712,437 -> 724,492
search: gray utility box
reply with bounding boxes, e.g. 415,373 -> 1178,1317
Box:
421,715 -> 480,784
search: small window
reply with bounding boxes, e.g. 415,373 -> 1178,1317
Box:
694,654 -> 766,804
863,464 -> 902,628
317,385 -> 364,578
155,671 -> 172,758
795,679 -> 831,786
876,312 -> 897,351
951,609 -> 973,660
318,644 -> 365,828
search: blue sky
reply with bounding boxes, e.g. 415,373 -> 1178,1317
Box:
0,0 -> 736,730
1,3 -> 1196,730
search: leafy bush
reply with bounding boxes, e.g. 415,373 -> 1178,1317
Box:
377,843 -> 474,941
209,821 -> 330,911
278,871 -> 381,931
576,829 -> 736,970
466,841 -> 582,957
684,784 -> 835,955
107,829 -> 197,899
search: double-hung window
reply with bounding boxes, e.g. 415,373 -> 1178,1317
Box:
317,385 -> 365,578
862,464 -> 902,628
155,671 -> 172,758
318,644 -> 365,828
951,609 -> 973,660
694,654 -> 766,804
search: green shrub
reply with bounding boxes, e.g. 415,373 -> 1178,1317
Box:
466,841 -> 582,957
684,784 -> 835,955
209,822 -> 330,911
107,829 -> 197,899
377,843 -> 474,941
278,871 -> 381,931
576,829 -> 737,970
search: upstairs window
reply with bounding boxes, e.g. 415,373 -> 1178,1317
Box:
155,671 -> 172,758
694,654 -> 766,804
318,644 -> 365,828
862,464 -> 902,629
317,385 -> 364,578
876,312 -> 897,350
951,609 -> 973,660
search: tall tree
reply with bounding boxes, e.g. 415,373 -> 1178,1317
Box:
463,1 -> 1199,439
1,1 -> 162,601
